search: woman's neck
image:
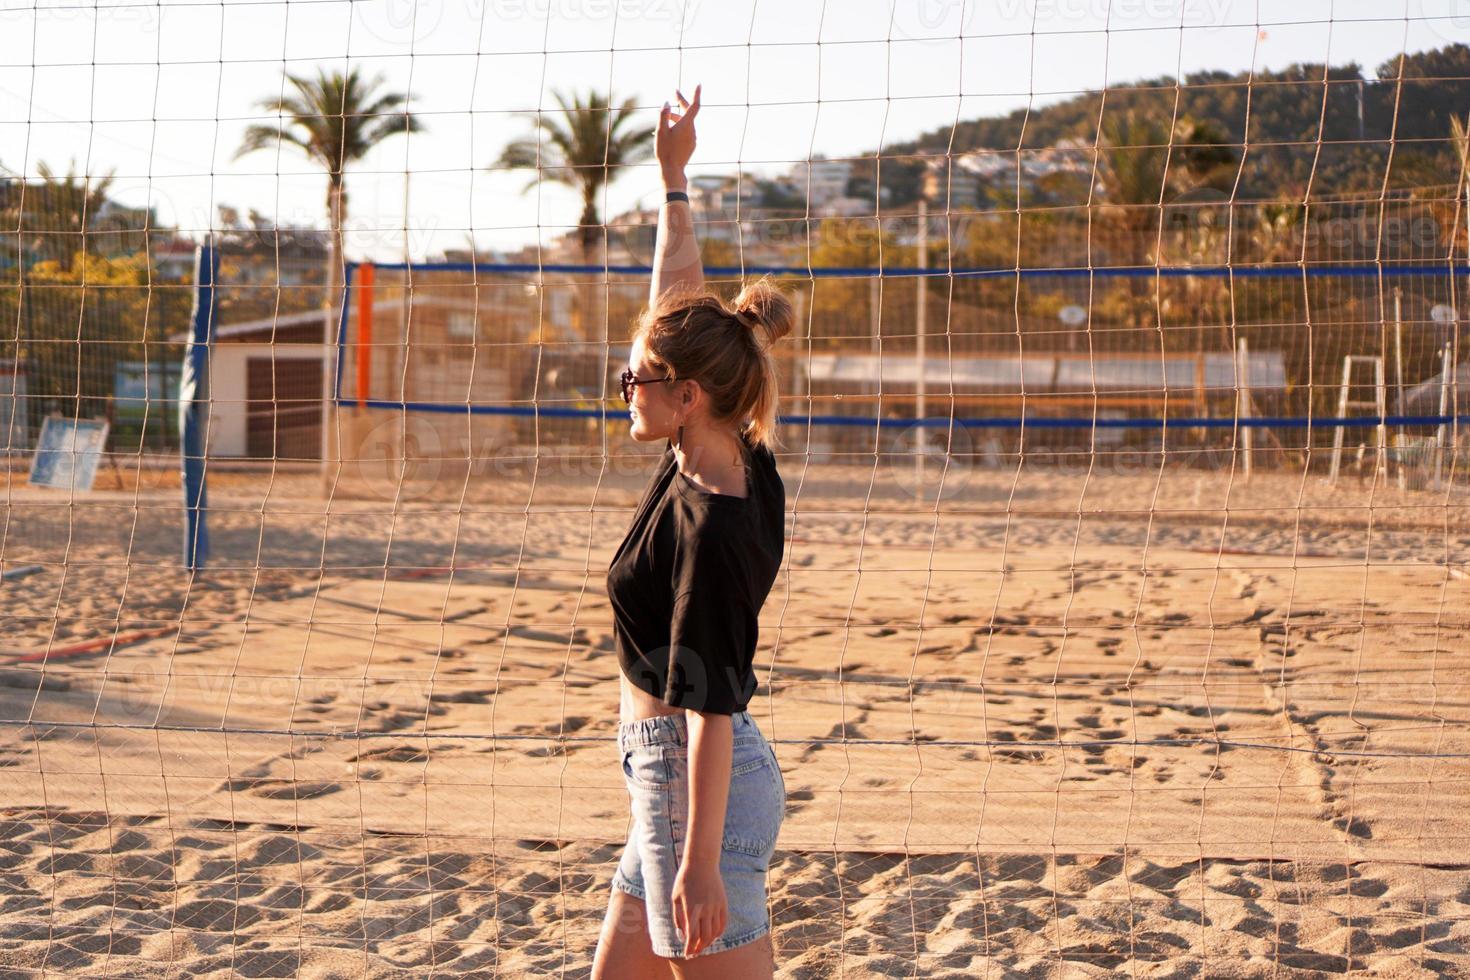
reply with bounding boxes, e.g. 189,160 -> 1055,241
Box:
674,423 -> 748,494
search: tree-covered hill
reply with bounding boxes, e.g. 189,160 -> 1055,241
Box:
861,42 -> 1470,208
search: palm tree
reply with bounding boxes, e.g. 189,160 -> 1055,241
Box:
1094,111 -> 1237,326
494,89 -> 654,265
234,67 -> 423,308
1248,201 -> 1305,264
6,160 -> 117,272
1391,112 -> 1470,261
1096,112 -> 1236,258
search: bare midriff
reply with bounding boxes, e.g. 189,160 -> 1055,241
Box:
619,671 -> 684,723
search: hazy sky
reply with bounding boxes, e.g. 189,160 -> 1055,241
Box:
1,0 -> 1466,262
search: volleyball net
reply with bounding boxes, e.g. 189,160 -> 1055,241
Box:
2,2 -> 1470,974
328,256 -> 1470,494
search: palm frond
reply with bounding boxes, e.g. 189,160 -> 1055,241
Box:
233,125 -> 313,163
363,112 -> 426,149
497,138 -> 557,171
492,86 -> 651,237
235,66 -> 422,178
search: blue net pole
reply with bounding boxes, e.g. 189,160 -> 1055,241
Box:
180,240 -> 217,570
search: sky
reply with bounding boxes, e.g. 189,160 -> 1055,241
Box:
0,0 -> 1466,262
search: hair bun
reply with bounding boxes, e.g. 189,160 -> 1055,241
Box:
731,275 -> 795,348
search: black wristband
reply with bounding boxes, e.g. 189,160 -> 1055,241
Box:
665,190 -> 690,204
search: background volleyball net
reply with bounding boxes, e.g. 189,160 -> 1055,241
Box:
331,257 -> 1469,489
3,3 -> 1470,975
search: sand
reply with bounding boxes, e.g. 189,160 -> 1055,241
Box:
1,449 -> 1468,977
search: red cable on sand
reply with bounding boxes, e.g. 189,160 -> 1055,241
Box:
0,626 -> 180,666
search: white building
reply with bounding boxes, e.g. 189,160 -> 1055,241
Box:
956,141 -> 1093,182
786,158 -> 853,207
816,196 -> 875,218
955,150 -> 1017,179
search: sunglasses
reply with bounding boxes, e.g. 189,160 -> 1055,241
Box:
619,368 -> 675,404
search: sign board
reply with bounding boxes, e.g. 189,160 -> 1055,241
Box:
1058,304 -> 1088,327
27,417 -> 110,491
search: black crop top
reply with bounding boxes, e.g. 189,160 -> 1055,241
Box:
606,428 -> 785,715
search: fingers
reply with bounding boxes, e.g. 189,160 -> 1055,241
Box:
684,907 -> 710,957
672,84 -> 701,123
661,99 -> 686,129
672,896 -> 686,949
699,907 -> 716,955
674,899 -> 724,958
681,901 -> 696,957
675,898 -> 692,957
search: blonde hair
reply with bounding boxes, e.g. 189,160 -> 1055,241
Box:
633,275 -> 795,453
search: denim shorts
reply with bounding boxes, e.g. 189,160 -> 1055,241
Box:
611,709 -> 786,959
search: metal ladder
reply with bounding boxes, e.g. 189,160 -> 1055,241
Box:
1327,354 -> 1387,484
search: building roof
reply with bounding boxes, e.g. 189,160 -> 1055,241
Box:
805,351 -> 1287,392
168,300 -> 403,344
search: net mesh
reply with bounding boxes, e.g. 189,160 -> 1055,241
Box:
2,2 -> 1470,976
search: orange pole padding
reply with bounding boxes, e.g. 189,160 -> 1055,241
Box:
356,262 -> 375,408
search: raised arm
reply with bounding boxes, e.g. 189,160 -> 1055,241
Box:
651,84 -> 704,306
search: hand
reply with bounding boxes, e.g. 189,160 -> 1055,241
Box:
670,859 -> 726,957
656,84 -> 701,188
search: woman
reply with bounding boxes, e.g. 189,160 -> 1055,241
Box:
591,84 -> 793,979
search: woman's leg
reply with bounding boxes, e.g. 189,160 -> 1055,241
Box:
591,890 -> 674,980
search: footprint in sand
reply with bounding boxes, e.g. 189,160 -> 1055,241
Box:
350,744 -> 430,764
986,852 -> 1049,884
1332,814 -> 1374,839
227,779 -> 345,801
173,899 -> 267,932
433,689 -> 492,704
1135,859 -> 1197,894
